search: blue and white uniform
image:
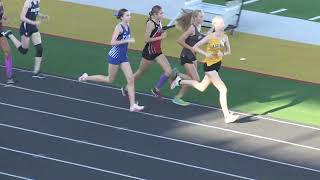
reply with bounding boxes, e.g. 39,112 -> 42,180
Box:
108,24 -> 130,65
0,3 -> 5,34
20,0 -> 40,37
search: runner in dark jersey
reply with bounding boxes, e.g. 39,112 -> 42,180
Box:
171,10 -> 206,106
2,0 -> 49,79
0,0 -> 14,84
142,18 -> 163,60
122,5 -> 173,100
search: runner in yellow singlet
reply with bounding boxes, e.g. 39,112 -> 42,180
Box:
170,16 -> 239,123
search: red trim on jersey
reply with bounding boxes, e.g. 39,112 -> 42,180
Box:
147,20 -> 162,54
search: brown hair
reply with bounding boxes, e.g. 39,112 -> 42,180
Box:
176,9 -> 202,31
115,8 -> 128,20
148,5 -> 162,21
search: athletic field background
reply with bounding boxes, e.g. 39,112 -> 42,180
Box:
2,0 -> 320,126
205,0 -> 320,21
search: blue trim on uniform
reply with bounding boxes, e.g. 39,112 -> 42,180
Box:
108,24 -> 130,65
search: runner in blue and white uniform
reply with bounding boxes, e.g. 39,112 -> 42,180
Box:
78,8 -> 144,112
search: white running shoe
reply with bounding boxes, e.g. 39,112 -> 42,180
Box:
130,103 -> 144,112
32,72 -> 46,79
78,73 -> 88,82
121,86 -> 128,97
170,75 -> 181,90
225,114 -> 240,124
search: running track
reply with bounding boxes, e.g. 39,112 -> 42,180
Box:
0,66 -> 319,180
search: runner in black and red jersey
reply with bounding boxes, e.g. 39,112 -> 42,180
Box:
122,5 -> 173,100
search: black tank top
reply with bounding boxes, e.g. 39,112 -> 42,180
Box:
0,4 -> 4,23
144,19 -> 163,54
181,24 -> 205,55
26,0 -> 40,21
186,24 -> 204,47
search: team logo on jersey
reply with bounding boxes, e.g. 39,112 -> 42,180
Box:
123,32 -> 130,40
212,44 -> 222,48
30,8 -> 40,12
30,1 -> 40,15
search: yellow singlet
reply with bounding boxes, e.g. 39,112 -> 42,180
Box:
203,33 -> 226,66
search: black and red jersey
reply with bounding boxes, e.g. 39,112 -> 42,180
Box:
144,19 -> 163,55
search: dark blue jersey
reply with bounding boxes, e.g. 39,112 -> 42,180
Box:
26,0 -> 40,21
0,4 -> 4,21
0,4 -> 4,29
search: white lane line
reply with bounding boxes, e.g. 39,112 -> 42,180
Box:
0,147 -> 146,180
3,65 -> 319,131
270,9 -> 288,14
0,123 -> 255,180
309,16 -> 320,21
243,0 -> 260,5
3,66 -> 320,130
0,101 -> 319,173
2,83 -> 320,152
0,171 -> 33,180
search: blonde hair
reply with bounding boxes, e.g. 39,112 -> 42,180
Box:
176,9 -> 203,31
211,16 -> 224,29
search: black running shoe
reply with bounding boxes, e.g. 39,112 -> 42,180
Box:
151,87 -> 163,100
1,30 -> 12,38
